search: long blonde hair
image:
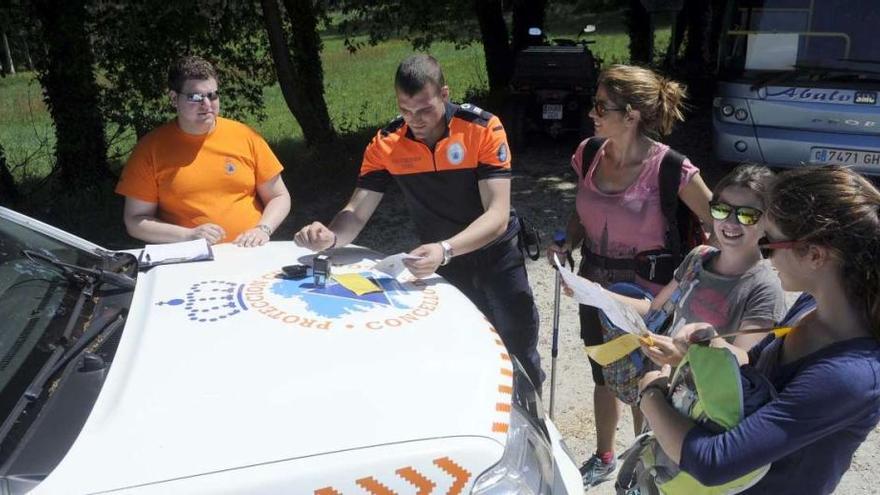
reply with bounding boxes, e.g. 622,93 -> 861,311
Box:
598,64 -> 687,137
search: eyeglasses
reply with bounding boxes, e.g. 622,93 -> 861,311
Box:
709,201 -> 764,226
591,96 -> 626,118
182,91 -> 220,103
758,238 -> 802,258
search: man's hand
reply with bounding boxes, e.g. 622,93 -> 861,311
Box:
294,221 -> 337,251
233,227 -> 270,247
190,223 -> 226,245
404,243 -> 444,278
640,334 -> 689,367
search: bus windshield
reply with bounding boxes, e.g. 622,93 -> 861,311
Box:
718,0 -> 880,80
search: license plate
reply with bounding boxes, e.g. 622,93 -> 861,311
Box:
542,104 -> 563,120
810,147 -> 880,166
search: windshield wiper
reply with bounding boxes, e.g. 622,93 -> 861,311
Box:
22,250 -> 136,290
27,308 -> 125,399
0,307 -> 125,448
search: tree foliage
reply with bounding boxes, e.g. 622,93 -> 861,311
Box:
90,0 -> 273,139
335,0 -> 480,54
333,0 -> 547,93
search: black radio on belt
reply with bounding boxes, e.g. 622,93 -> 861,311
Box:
312,254 -> 331,288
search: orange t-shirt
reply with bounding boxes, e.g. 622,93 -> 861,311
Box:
116,117 -> 283,242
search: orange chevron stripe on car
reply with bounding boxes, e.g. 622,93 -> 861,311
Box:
356,476 -> 395,494
433,456 -> 471,495
314,456 -> 473,494
396,466 -> 436,494
492,422 -> 509,433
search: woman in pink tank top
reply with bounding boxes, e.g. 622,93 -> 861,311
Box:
546,64 -> 712,487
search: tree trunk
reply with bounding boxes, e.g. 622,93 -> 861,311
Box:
31,0 -> 109,187
1,30 -> 14,76
706,0 -> 728,74
473,0 -> 512,92
22,35 -> 33,70
260,0 -> 335,145
0,144 -> 20,206
682,0 -> 710,73
626,0 -> 654,64
511,0 -> 547,54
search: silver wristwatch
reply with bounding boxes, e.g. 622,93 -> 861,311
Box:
439,240 -> 454,266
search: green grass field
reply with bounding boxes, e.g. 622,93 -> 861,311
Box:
0,8 -> 672,186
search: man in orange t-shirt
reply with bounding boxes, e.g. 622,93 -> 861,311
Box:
116,55 -> 290,246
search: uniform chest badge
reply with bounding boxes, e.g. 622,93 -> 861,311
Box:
447,142 -> 465,165
224,161 -> 237,175
497,143 -> 509,162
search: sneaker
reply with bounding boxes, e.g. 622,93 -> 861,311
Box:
580,453 -> 617,488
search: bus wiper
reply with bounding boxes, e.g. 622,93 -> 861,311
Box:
22,249 -> 136,290
832,58 -> 880,73
749,67 -> 813,91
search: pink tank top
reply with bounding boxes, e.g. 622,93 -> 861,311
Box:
571,138 -> 699,293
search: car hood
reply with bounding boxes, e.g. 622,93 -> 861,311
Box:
36,243 -> 512,494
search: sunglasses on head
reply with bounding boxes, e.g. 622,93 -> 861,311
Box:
758,237 -> 802,258
591,96 -> 626,118
709,201 -> 763,226
182,91 -> 220,103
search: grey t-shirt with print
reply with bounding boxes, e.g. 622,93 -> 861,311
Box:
667,246 -> 786,339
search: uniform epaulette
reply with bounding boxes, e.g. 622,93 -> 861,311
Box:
381,116 -> 406,136
454,103 -> 493,127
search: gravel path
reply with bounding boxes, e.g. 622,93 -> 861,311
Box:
286,105 -> 879,493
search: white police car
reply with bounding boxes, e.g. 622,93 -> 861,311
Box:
0,206 -> 581,494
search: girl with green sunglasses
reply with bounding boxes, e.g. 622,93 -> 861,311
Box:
578,164 -> 787,369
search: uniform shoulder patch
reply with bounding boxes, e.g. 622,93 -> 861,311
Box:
381,116 -> 406,136
454,103 -> 493,127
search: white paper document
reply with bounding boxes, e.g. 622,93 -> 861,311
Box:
554,254 -> 649,336
139,238 -> 214,268
372,252 -> 423,278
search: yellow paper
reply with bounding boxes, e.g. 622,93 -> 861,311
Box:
584,334 -> 645,366
332,273 -> 382,296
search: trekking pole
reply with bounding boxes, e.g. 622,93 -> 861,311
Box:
549,230 -> 571,420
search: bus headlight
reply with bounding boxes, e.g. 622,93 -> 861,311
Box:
472,360 -> 554,494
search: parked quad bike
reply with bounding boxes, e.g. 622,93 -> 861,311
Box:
506,26 -> 601,149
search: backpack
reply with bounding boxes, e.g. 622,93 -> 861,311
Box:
579,137 -> 706,284
614,345 -> 775,495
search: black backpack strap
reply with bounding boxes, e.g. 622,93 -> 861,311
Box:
658,147 -> 687,262
579,137 -> 607,179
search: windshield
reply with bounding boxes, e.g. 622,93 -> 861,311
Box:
0,217 -> 99,416
718,0 -> 880,79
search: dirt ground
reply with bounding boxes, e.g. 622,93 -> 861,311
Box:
288,103 -> 879,493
